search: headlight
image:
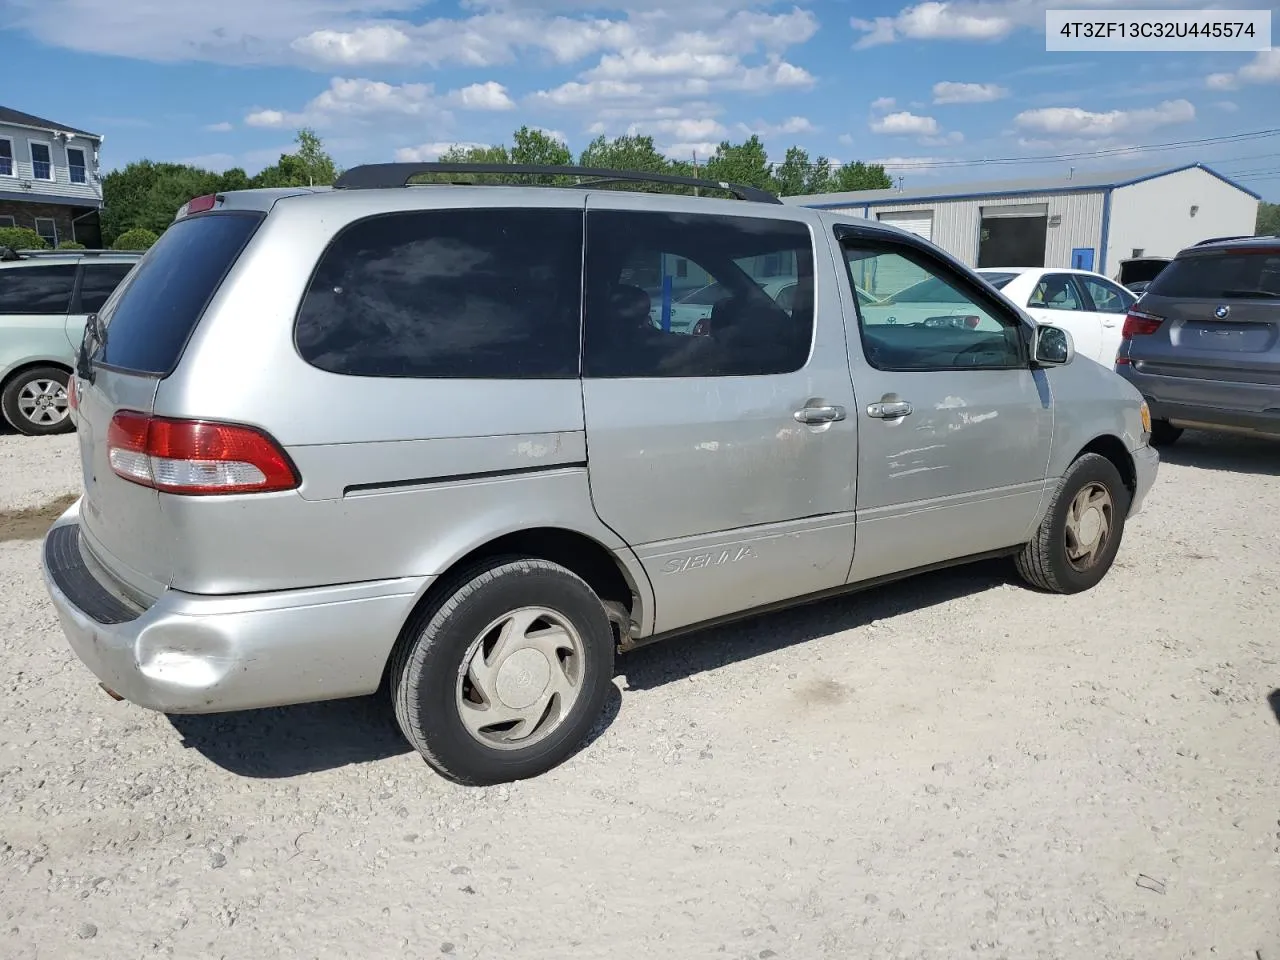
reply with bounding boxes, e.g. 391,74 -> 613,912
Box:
1139,400 -> 1152,439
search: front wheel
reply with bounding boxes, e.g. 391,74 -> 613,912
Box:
1015,453 -> 1131,594
1,366 -> 74,436
1149,419 -> 1182,447
389,558 -> 616,785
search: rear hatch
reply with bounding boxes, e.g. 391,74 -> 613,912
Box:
73,211 -> 265,602
1122,244 -> 1280,406
1117,257 -> 1171,288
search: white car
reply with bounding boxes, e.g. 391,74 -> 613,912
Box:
657,277 -> 879,334
977,267 -> 1138,367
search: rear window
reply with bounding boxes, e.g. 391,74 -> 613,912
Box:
95,212 -> 263,375
294,207 -> 583,379
978,271 -> 1018,290
1146,249 -> 1280,300
0,263 -> 76,314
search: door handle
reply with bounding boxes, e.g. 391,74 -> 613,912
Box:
867,400 -> 913,419
793,404 -> 846,425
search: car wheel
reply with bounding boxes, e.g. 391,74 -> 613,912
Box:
1148,419 -> 1182,448
1015,453 -> 1131,595
1,366 -> 74,436
389,557 -> 615,785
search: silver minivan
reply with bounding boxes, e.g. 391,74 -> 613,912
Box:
40,165 -> 1160,785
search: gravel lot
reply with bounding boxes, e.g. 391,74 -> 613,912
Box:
2,426 -> 1278,959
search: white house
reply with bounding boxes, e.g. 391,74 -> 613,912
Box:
0,105 -> 105,248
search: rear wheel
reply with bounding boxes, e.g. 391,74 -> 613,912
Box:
1015,453 -> 1131,594
1148,419 -> 1182,447
1,366 -> 73,436
389,557 -> 615,785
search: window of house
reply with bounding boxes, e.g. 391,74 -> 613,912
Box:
0,139 -> 13,177
67,147 -> 87,184
295,207 -> 584,379
583,210 -> 815,378
0,216 -> 15,228
841,241 -> 1023,371
0,264 -> 77,314
34,218 -> 58,248
29,142 -> 53,181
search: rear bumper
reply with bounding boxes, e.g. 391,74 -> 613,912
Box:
1117,367 -> 1280,437
40,501 -> 430,714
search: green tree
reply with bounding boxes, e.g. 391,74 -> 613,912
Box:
578,134 -> 674,192
829,160 -> 893,192
251,128 -> 339,188
112,227 -> 159,251
57,241 -> 86,250
770,146 -> 843,196
509,126 -> 572,167
0,226 -> 47,251
704,135 -> 773,191
1258,201 -> 1280,236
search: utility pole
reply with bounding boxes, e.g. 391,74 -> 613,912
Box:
692,151 -> 699,196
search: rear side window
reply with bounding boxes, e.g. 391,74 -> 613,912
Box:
0,264 -> 76,314
76,262 -> 135,314
1146,250 -> 1280,299
295,208 -> 584,379
583,210 -> 814,378
96,213 -> 263,375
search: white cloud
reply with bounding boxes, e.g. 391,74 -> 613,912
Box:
632,117 -> 727,141
932,80 -> 1008,104
871,96 -> 897,112
245,109 -> 289,128
872,156 -> 945,174
1206,49 -> 1280,90
393,141 -> 490,162
203,121 -> 234,132
449,81 -> 515,111
853,1 -> 1013,49
1014,98 -> 1195,139
739,116 -> 814,138
662,141 -> 721,160
870,111 -> 940,136
245,77 -> 454,130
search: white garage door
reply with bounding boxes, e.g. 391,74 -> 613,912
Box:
876,210 -> 934,242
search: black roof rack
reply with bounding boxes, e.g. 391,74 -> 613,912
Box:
1191,234 -> 1271,246
332,162 -> 782,204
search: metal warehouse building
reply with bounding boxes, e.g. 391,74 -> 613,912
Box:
785,162 -> 1260,277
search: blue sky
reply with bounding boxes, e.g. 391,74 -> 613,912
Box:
2,0 -> 1279,199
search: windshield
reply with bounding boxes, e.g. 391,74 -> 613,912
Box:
1145,249 -> 1280,300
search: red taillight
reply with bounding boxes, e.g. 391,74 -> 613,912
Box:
692,318 -> 709,336
66,376 -> 78,413
1121,310 -> 1163,339
185,194 -> 217,214
962,315 -> 980,329
107,412 -> 298,495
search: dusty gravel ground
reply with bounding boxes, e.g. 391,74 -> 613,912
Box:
1,425 -> 1278,960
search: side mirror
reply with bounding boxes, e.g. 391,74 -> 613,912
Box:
1033,323 -> 1074,366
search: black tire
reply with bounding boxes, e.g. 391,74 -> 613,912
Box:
1,365 -> 74,436
1148,419 -> 1182,448
389,557 -> 615,786
1015,453 -> 1131,595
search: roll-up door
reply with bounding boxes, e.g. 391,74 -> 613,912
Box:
876,210 -> 934,242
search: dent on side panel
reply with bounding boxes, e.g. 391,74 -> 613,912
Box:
160,468 -> 656,634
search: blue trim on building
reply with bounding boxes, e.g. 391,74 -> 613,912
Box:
863,203 -> 870,219
799,162 -> 1262,209
1098,188 -> 1113,275
0,189 -> 102,208
1107,162 -> 1262,200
